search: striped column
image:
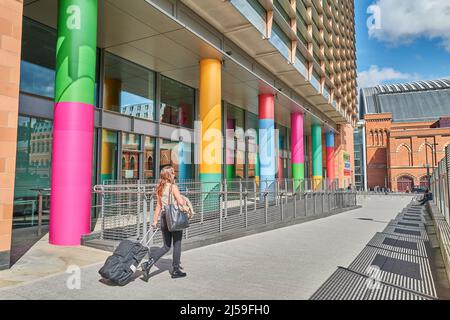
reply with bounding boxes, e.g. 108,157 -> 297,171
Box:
326,131 -> 335,186
255,132 -> 260,186
199,59 -> 222,191
226,119 -> 236,180
259,94 -> 276,192
291,112 -> 304,191
50,0 -> 98,245
278,134 -> 284,179
312,123 -> 323,190
178,141 -> 190,181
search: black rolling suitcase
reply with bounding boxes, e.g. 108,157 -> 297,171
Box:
99,228 -> 158,286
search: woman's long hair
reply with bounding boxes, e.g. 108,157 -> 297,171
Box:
156,166 -> 175,198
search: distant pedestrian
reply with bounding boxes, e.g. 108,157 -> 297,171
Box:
419,189 -> 431,206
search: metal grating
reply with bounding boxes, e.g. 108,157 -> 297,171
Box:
367,233 -> 428,258
310,268 -> 432,300
382,225 -> 429,241
347,246 -> 436,297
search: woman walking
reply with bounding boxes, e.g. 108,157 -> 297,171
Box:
142,166 -> 187,281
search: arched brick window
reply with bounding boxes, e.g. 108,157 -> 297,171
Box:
397,176 -> 414,193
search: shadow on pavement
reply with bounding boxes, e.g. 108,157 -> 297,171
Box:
10,226 -> 49,267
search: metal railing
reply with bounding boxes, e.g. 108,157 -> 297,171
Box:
431,147 -> 450,224
93,179 -> 357,245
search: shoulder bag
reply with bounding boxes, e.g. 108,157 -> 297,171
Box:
164,185 -> 190,232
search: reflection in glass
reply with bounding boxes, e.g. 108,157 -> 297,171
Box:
144,137 -> 155,180
160,76 -> 195,128
20,18 -> 56,98
104,53 -> 156,121
13,116 -> 53,228
276,124 -> 288,179
121,133 -> 140,180
230,0 -> 266,35
160,139 -> 193,181
101,129 -> 118,183
226,104 -> 245,179
246,112 -> 259,179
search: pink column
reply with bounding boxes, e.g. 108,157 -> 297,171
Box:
291,113 -> 305,189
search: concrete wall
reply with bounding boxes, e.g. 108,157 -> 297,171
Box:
0,0 -> 23,270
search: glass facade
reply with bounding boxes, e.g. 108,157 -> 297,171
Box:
160,76 -> 195,129
160,139 -> 193,180
270,22 -> 291,60
20,18 -> 56,98
121,133 -> 141,180
144,137 -> 156,180
276,124 -> 289,179
103,53 -> 156,121
13,116 -> 53,228
353,126 -> 365,190
226,104 -> 246,179
101,129 -> 118,183
230,0 -> 266,35
246,112 -> 259,179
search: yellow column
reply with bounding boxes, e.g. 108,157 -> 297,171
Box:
199,59 -> 222,184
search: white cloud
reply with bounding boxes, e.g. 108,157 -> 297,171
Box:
368,0 -> 450,52
357,65 -> 416,89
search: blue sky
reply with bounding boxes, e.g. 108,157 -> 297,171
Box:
355,0 -> 450,89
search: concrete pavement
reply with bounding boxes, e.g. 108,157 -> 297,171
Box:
0,196 -> 412,300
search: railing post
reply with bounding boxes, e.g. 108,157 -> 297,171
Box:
321,192 -> 324,214
224,179 -> 228,219
200,182 -> 204,224
244,188 -> 248,229
254,180 -> 257,213
304,192 -> 308,216
37,190 -> 43,237
100,187 -> 105,240
284,178 -> 288,205
293,179 -> 297,221
275,179 -> 279,207
149,193 -> 155,247
136,181 -> 141,239
313,192 -> 316,215
239,178 -> 243,216
143,192 -> 148,243
265,190 -> 268,225
280,190 -> 284,221
220,181 -> 224,233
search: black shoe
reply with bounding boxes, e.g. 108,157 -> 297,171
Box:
171,267 -> 187,279
141,258 -> 155,282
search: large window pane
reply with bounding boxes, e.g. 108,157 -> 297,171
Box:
276,124 -> 288,179
20,18 -> 56,98
230,0 -> 266,35
101,129 -> 118,183
270,22 -> 291,60
226,104 -> 245,179
160,139 -> 194,180
246,112 -> 259,179
160,76 -> 195,128
13,116 -> 53,228
121,133 -> 141,180
144,137 -> 155,180
104,53 -> 156,121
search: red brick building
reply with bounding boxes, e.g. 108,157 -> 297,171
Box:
360,79 -> 450,192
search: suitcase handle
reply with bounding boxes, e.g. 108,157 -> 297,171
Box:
140,227 -> 159,248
